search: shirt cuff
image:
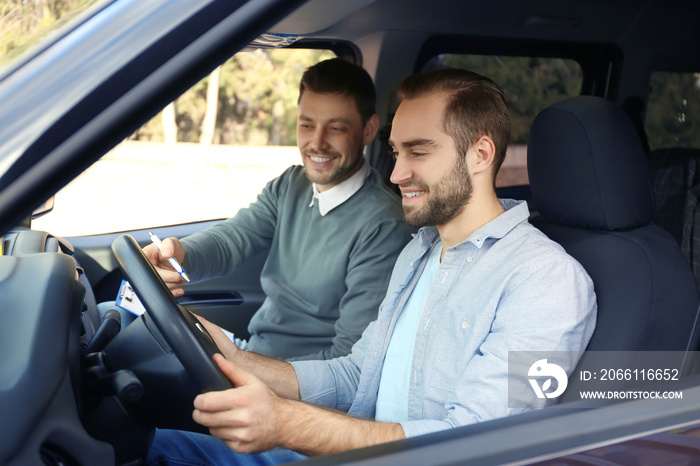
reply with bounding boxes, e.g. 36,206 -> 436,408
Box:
291,360 -> 339,407
399,419 -> 454,438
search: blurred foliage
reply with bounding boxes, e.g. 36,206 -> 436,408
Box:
132,48 -> 335,146
432,54 -> 583,144
0,0 -> 92,65
646,72 -> 700,149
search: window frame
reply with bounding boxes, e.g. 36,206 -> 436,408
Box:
415,35 -> 622,99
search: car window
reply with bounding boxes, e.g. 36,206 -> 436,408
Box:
422,54 -> 583,187
31,48 -> 335,236
0,0 -> 101,179
645,71 -> 700,150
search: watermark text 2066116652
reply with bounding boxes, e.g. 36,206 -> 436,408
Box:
583,368 -> 679,383
508,351 -> 697,409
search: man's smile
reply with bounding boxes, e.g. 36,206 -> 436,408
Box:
309,155 -> 334,164
399,186 -> 428,204
403,191 -> 425,198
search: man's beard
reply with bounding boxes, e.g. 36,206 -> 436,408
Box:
402,157 -> 473,228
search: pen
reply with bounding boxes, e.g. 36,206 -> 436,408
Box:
148,231 -> 191,283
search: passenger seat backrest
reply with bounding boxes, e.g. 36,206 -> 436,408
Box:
527,96 -> 700,355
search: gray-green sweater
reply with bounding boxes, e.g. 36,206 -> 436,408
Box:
181,165 -> 411,360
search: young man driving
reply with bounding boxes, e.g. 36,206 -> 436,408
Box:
146,68 -> 597,465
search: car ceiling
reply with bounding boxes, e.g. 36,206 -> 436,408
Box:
269,0 -> 699,51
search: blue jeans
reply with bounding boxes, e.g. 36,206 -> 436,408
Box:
97,300 -> 137,330
145,429 -> 307,466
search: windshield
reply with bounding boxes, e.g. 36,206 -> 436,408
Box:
0,0 -> 104,182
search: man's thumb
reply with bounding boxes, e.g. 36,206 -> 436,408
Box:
213,353 -> 254,387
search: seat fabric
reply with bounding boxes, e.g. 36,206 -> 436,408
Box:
527,96 -> 700,358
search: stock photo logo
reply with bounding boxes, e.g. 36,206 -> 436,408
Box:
528,359 -> 568,399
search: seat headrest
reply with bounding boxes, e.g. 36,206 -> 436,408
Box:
528,96 -> 654,231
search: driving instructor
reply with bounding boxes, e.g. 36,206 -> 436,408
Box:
143,58 -> 412,362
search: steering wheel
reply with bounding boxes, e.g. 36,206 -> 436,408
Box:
111,234 -> 233,393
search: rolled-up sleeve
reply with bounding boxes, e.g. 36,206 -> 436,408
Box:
291,321 -> 374,412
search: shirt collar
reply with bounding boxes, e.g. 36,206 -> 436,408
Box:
415,199 -> 530,250
308,158 -> 371,216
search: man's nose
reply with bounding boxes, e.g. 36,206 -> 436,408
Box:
309,128 -> 328,151
390,155 -> 412,185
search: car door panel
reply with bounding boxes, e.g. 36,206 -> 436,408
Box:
66,220 -> 267,338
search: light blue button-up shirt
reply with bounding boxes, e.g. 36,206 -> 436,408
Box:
292,199 -> 597,438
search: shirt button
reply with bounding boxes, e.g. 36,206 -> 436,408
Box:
462,321 -> 470,329
467,257 -> 473,263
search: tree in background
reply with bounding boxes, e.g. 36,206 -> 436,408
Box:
0,0 -> 89,61
133,48 -> 334,146
200,65 -> 222,145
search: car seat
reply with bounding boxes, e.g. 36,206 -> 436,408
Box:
527,96 -> 700,364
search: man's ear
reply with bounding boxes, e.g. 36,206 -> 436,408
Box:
363,114 -> 380,145
469,135 -> 497,176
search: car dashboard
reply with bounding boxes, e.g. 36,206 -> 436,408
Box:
0,228 -> 218,465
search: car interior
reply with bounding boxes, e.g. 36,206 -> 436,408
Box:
2,0 -> 700,464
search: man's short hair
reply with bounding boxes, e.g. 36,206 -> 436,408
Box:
299,58 -> 376,125
397,68 -> 511,181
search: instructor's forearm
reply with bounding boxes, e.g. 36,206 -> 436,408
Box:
232,349 -> 300,400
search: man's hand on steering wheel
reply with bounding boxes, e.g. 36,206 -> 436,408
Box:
143,236 -> 187,296
195,316 -> 242,361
